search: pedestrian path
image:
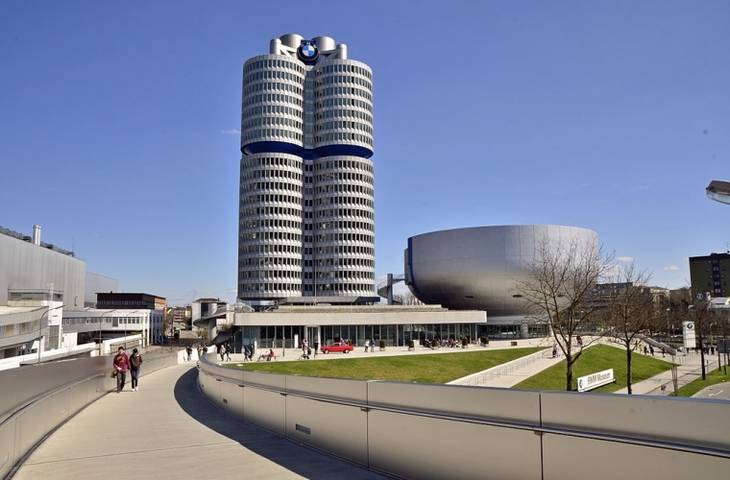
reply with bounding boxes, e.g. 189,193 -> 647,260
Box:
468,350 -> 564,388
694,381 -> 730,400
615,352 -> 725,395
14,365 -> 383,480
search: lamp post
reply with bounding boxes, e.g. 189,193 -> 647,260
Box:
98,309 -> 118,355
36,304 -> 64,365
706,180 -> 730,205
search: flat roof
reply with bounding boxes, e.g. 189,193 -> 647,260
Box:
689,252 -> 730,261
96,292 -> 166,299
63,308 -> 159,315
274,304 -> 449,313
0,306 -> 45,315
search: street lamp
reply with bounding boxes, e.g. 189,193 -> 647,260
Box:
98,309 -> 119,355
36,303 -> 65,365
706,180 -> 730,205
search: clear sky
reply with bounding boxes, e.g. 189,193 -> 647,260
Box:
1,1 -> 728,304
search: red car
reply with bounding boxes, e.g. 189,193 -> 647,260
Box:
320,342 -> 354,354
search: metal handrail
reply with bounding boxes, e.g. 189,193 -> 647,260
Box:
200,359 -> 730,460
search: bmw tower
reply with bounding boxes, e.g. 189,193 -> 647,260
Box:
238,34 -> 375,306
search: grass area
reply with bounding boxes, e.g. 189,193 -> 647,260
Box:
675,367 -> 730,397
226,347 -> 542,384
514,344 -> 673,393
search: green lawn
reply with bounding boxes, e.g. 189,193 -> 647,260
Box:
227,347 -> 542,384
675,367 -> 730,397
514,344 -> 673,392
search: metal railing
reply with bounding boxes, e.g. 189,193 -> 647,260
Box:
198,355 -> 730,479
0,351 -> 178,479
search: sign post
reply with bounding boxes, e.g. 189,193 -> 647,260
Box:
577,368 -> 615,392
682,321 -> 696,351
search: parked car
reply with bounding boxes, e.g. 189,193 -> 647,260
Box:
320,342 -> 354,354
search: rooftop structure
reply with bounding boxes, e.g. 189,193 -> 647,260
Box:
96,292 -> 166,310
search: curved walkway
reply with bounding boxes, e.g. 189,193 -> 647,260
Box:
14,365 -> 383,479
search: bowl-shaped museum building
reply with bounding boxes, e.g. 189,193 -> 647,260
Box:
404,225 -> 599,338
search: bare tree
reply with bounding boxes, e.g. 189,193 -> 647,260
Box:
603,265 -> 654,394
517,238 -> 612,391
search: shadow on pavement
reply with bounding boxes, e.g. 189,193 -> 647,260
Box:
173,368 -> 382,479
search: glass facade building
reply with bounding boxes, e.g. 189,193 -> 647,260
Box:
239,323 -> 480,349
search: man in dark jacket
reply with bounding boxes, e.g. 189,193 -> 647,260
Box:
113,346 -> 130,393
129,348 -> 143,391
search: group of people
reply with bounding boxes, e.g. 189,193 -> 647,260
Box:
421,336 -> 470,350
300,338 -> 319,359
216,342 -> 233,362
112,346 -> 143,392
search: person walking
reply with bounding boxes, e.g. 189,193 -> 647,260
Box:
129,348 -> 143,392
225,342 -> 232,361
113,346 -> 130,393
185,345 -> 192,362
313,340 -> 319,357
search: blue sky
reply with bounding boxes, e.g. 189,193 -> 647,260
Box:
1,1 -> 728,304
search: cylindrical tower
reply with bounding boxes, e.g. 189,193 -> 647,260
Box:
239,53 -> 306,303
313,156 -> 375,296
241,54 -> 306,154
313,58 -> 374,158
238,152 -> 304,300
238,35 -> 375,304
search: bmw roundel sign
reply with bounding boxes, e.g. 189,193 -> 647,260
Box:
297,40 -> 319,64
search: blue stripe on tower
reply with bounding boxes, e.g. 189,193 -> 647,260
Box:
314,144 -> 373,159
242,141 -> 373,159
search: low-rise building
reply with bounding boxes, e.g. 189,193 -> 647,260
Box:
62,308 -> 163,346
96,292 -> 166,310
194,303 -> 487,350
0,225 -> 84,359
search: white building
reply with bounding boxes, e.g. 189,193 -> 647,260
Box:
62,308 -> 163,347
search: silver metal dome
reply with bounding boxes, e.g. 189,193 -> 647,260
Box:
405,225 -> 599,317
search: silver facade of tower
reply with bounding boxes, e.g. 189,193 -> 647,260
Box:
238,34 -> 375,305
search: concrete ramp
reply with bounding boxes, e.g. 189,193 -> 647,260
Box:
13,366 -> 382,480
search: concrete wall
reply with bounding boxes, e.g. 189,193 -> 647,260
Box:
0,351 -> 178,478
198,357 -> 730,480
0,233 -> 86,307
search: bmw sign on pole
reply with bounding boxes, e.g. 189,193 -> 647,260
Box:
577,369 -> 615,392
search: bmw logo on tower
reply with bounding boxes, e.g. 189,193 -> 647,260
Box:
297,40 -> 319,63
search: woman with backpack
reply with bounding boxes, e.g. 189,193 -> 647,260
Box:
129,348 -> 143,392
